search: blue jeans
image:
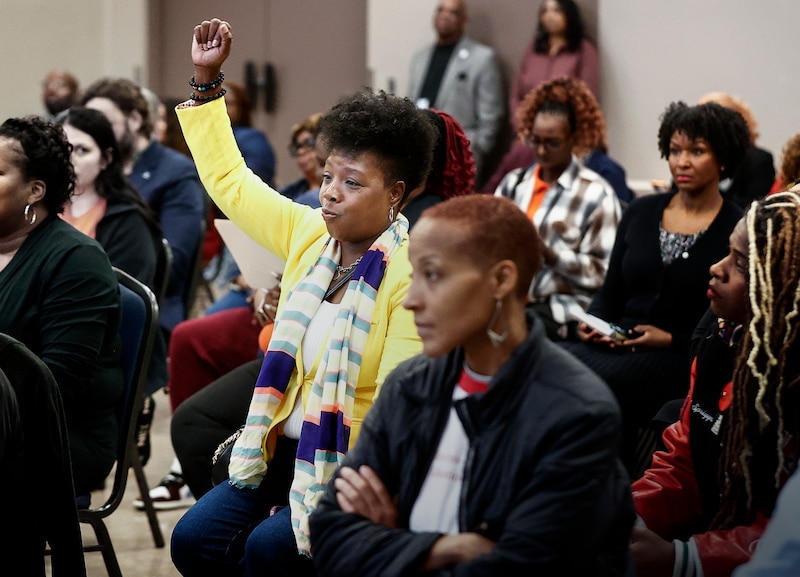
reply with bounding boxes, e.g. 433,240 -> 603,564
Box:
170,437 -> 315,577
204,290 -> 250,316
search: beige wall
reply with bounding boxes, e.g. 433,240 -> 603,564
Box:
1,0 -> 146,119
4,1 -> 800,187
600,0 -> 800,182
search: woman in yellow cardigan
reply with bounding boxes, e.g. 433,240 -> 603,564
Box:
170,18 -> 435,577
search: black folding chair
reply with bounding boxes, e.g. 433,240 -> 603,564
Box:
78,268 -> 163,577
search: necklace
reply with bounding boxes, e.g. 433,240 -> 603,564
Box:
334,256 -> 363,280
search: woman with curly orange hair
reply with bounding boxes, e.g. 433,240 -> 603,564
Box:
494,75 -> 622,341
483,76 -> 631,203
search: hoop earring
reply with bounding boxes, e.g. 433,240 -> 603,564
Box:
24,203 -> 37,226
388,206 -> 395,223
486,298 -> 508,348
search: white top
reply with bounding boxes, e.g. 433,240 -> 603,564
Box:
284,301 -> 340,439
409,366 -> 492,534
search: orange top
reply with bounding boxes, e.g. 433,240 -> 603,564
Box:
60,197 -> 108,238
526,165 -> 549,220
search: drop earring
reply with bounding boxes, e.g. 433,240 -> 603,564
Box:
24,203 -> 37,226
486,298 -> 507,347
388,206 -> 395,223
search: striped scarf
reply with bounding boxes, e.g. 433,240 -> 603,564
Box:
228,216 -> 408,555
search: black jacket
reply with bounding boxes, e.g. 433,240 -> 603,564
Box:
589,192 -> 743,351
311,317 -> 635,576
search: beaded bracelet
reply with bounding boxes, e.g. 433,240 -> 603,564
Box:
189,70 -> 224,92
189,87 -> 227,103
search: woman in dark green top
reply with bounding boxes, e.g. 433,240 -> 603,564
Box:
0,115 -> 122,497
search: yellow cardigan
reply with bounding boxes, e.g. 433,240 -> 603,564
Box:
177,99 -> 422,446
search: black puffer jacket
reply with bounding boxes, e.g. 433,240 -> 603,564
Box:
311,316 -> 635,577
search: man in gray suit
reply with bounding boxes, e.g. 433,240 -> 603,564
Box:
408,0 -> 506,181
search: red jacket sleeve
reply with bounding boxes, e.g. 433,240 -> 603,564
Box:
633,358 -> 769,577
632,377 -> 701,538
692,516 -> 768,577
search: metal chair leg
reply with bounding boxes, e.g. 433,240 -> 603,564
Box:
129,438 -> 165,548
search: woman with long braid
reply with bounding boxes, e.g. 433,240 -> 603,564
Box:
631,191 -> 800,577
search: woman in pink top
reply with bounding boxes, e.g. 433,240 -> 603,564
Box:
510,0 -> 599,129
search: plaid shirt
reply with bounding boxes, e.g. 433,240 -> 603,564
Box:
495,157 -> 621,324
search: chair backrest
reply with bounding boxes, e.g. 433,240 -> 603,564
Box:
182,216 -> 207,316
0,334 -> 86,577
153,236 -> 173,307
82,268 -> 159,518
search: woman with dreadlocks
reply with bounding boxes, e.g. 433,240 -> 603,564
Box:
631,191 -> 800,577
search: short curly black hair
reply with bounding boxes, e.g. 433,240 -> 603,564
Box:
0,116 -> 75,214
657,101 -> 750,181
317,89 -> 436,203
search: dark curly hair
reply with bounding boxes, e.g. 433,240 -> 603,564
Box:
0,116 -> 75,214
81,77 -> 152,137
317,89 -> 436,204
534,0 -> 587,53
517,76 -> 607,156
779,133 -> 800,188
657,102 -> 750,181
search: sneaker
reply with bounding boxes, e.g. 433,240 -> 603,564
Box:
133,473 -> 195,511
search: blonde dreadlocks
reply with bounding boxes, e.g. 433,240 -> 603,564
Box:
712,191 -> 800,529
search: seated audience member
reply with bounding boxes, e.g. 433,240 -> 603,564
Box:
561,101 -> 750,477
169,18 -> 431,576
483,76 -> 632,203
59,106 -> 162,290
164,100 -> 478,509
632,191 -> 800,577
770,131 -> 800,192
0,116 -> 123,502
310,194 -> 634,576
82,77 -> 206,462
485,0 -> 605,197
279,112 -> 324,202
401,108 -> 476,224
697,92 -> 775,209
0,357 -> 85,576
494,76 -> 621,340
81,77 -> 206,339
42,69 -> 81,121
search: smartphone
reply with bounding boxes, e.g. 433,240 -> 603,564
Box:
571,310 -> 629,341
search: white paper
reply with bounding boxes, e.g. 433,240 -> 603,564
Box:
214,218 -> 285,289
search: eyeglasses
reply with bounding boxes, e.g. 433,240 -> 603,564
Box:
289,136 -> 316,157
526,136 -> 566,151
